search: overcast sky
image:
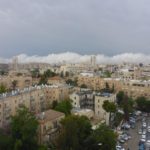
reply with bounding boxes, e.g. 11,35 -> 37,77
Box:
0,0 -> 150,58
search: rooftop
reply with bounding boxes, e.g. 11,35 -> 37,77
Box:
37,109 -> 65,123
0,83 -> 70,100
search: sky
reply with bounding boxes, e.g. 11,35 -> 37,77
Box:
0,0 -> 150,63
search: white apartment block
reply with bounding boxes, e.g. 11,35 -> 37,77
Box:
69,91 -> 116,125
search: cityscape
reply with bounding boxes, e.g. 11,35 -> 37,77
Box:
0,0 -> 150,150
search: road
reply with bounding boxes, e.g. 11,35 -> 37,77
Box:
123,117 -> 141,150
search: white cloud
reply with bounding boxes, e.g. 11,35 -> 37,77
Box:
1,52 -> 149,64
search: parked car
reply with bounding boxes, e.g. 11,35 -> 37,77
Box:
145,140 -> 150,148
141,134 -> 146,139
147,126 -> 150,132
131,124 -> 135,129
121,123 -> 130,130
142,122 -> 147,128
116,145 -> 125,150
138,129 -> 142,134
118,138 -> 125,143
140,138 -> 146,142
142,129 -> 146,135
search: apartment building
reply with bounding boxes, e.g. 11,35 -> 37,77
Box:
70,90 -> 94,110
0,75 -> 32,89
0,84 -> 70,128
70,90 -> 116,125
77,75 -> 150,99
37,109 -> 65,144
95,93 -> 116,125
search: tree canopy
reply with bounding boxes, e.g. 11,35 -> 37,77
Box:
136,97 -> 150,112
57,116 -> 117,150
102,100 -> 117,126
0,84 -> 7,94
91,124 -> 117,150
56,115 -> 92,150
54,100 -> 72,116
116,91 -> 134,121
11,106 -> 39,150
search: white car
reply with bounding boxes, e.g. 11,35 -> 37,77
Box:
148,128 -> 150,132
140,138 -> 146,142
143,122 -> 147,128
138,129 -> 142,134
116,145 -> 125,150
146,140 -> 150,148
147,126 -> 150,132
141,134 -> 146,139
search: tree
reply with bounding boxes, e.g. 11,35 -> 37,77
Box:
44,69 -> 56,78
55,100 -> 72,116
117,93 -> 134,121
80,84 -> 87,88
116,91 -> 124,106
66,79 -> 77,86
113,112 -> 123,127
136,97 -> 150,112
104,71 -> 111,78
11,106 -> 39,150
122,94 -> 130,121
102,100 -> 117,126
0,130 -> 13,150
0,84 -> 7,94
56,115 -> 92,150
12,80 -> 18,90
31,68 -> 40,78
111,84 -> 115,93
38,75 -> 48,85
91,124 -> 117,150
51,100 -> 58,109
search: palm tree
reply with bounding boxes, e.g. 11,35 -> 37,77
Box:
102,100 -> 117,126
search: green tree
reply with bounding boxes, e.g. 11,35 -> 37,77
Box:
66,79 -> 77,86
122,94 -> 130,121
92,124 -> 117,150
31,68 -> 40,78
116,91 -> 124,106
119,92 -> 134,121
102,100 -> 117,126
51,100 -> 58,109
39,75 -> 48,85
113,112 -> 123,127
136,97 -> 150,112
12,80 -> 18,90
11,106 -> 39,150
80,84 -> 87,88
44,69 -> 56,78
0,130 -> 13,150
56,115 -> 92,150
55,100 -> 72,116
0,84 -> 7,94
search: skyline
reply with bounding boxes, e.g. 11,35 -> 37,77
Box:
0,0 -> 150,57
0,52 -> 150,64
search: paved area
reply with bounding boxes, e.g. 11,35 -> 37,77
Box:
124,118 -> 141,150
121,115 -> 150,150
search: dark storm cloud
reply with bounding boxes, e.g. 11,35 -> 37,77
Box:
0,0 -> 150,57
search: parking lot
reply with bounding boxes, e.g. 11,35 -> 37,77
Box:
116,112 -> 150,150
